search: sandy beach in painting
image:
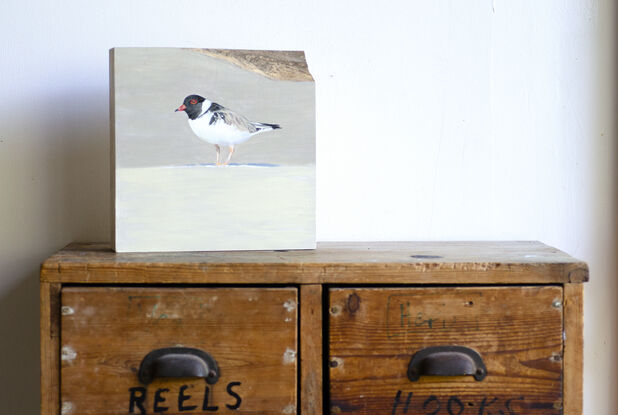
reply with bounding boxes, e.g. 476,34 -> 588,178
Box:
115,164 -> 315,252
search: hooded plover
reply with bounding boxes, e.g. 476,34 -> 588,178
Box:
175,94 -> 281,166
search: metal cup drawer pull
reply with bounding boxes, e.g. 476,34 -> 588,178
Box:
407,346 -> 487,381
138,347 -> 220,385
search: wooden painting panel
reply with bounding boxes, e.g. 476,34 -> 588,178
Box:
111,48 -> 315,252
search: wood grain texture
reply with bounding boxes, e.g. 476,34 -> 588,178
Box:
187,49 -> 313,81
563,284 -> 584,415
60,287 -> 298,415
300,285 -> 322,415
328,287 -> 564,415
41,241 -> 588,285
40,282 -> 61,415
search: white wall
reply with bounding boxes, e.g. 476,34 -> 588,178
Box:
0,0 -> 615,413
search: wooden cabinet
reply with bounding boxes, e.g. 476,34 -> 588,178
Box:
41,242 -> 587,415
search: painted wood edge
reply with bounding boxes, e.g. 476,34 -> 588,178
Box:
300,285 -> 322,415
563,283 -> 584,415
40,282 -> 61,415
109,49 -> 116,251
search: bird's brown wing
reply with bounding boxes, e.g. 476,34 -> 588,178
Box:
209,107 -> 258,133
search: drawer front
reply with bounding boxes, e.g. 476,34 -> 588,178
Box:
61,287 -> 298,415
329,287 -> 563,415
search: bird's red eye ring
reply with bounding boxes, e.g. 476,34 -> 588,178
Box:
190,99 -> 198,105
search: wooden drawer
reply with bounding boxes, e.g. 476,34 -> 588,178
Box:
329,287 -> 564,414
60,287 -> 298,415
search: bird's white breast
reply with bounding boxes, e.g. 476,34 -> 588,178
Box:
188,116 -> 253,146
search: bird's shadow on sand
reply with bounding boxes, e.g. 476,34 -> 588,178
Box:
170,162 -> 280,168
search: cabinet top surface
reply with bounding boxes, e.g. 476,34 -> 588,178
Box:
40,241 -> 588,284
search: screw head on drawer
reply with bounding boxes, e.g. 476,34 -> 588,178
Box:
330,357 -> 343,369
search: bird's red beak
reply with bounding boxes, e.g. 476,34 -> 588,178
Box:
175,104 -> 186,112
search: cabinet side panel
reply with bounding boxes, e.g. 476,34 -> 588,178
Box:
564,283 -> 584,415
40,282 -> 61,415
300,285 -> 322,415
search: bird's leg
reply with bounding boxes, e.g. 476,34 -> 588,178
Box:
223,145 -> 235,165
214,144 -> 221,166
